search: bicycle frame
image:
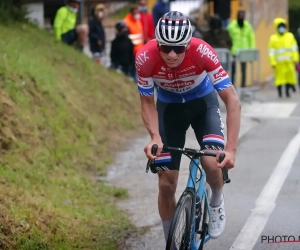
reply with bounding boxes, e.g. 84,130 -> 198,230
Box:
186,158 -> 210,250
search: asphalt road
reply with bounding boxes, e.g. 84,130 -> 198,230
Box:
107,86 -> 300,250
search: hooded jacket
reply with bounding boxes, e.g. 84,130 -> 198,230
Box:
268,18 -> 298,67
88,4 -> 106,53
268,18 -> 299,86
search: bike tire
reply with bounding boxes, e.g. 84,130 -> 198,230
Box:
166,191 -> 194,250
198,184 -> 211,250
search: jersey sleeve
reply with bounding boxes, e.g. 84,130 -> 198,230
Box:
195,41 -> 232,92
135,47 -> 155,96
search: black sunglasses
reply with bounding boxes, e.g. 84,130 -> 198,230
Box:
159,44 -> 187,54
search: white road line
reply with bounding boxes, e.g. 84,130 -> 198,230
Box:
230,126 -> 300,250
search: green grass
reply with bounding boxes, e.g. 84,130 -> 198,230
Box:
0,23 -> 143,249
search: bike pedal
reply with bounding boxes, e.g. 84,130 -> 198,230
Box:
196,230 -> 203,234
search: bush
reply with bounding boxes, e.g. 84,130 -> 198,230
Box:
0,0 -> 28,24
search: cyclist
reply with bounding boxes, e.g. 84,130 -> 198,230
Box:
135,11 -> 241,243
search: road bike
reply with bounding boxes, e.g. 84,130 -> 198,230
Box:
146,144 -> 231,250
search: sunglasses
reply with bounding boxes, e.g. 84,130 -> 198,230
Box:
159,44 -> 187,54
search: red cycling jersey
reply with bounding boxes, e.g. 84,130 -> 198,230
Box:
135,37 -> 232,103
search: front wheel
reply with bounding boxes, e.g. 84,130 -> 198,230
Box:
166,191 -> 194,250
198,184 -> 211,250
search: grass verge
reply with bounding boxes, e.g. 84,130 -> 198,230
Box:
0,23 -> 143,249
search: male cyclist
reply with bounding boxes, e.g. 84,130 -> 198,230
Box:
135,11 -> 241,243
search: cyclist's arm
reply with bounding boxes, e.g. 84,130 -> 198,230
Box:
200,42 -> 241,153
218,87 -> 241,153
140,95 -> 160,140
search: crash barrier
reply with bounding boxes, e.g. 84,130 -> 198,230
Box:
234,49 -> 263,103
214,48 -> 232,77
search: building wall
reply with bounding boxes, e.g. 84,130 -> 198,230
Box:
231,0 -> 288,86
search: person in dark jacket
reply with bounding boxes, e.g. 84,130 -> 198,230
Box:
152,0 -> 170,26
88,4 -> 106,64
202,15 -> 232,49
202,15 -> 232,72
110,21 -> 136,81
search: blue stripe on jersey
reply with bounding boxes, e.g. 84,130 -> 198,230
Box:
138,85 -> 154,96
157,75 -> 214,103
214,78 -> 232,92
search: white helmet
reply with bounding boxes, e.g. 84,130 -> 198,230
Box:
155,11 -> 193,46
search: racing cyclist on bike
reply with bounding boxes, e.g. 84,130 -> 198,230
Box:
136,11 -> 241,243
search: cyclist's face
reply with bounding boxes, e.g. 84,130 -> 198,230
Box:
159,44 -> 188,68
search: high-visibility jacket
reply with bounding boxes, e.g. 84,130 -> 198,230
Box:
53,6 -> 77,41
123,14 -> 144,55
227,20 -> 255,56
268,18 -> 299,86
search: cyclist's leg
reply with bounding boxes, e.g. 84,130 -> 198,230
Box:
154,100 -> 190,242
190,91 -> 224,194
191,91 -> 226,239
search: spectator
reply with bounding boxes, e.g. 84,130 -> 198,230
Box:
53,0 -> 88,51
139,0 -> 155,43
227,10 -> 255,87
189,17 -> 203,39
209,0 -> 231,28
202,15 -> 232,49
123,5 -> 144,55
110,21 -> 136,81
202,15 -> 232,71
269,18 -> 299,98
295,26 -> 300,89
88,4 -> 106,64
152,0 -> 170,27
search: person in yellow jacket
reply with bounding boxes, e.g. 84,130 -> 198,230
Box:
269,18 -> 299,98
53,0 -> 88,51
123,5 -> 144,55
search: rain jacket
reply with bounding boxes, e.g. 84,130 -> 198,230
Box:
53,6 -> 77,41
227,19 -> 255,55
268,18 -> 299,86
123,13 -> 144,55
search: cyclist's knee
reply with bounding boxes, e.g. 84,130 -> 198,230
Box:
158,171 -> 178,197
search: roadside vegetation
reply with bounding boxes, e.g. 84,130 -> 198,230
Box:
0,14 -> 143,250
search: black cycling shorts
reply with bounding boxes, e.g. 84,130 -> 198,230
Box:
151,90 -> 225,173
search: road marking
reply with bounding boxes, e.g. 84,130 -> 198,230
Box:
230,125 -> 300,250
242,102 -> 297,118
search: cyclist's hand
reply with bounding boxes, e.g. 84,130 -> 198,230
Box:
144,137 -> 163,160
216,150 -> 235,169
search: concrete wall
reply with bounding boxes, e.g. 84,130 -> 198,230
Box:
25,2 -> 44,28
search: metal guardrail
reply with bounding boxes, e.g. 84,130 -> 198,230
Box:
214,48 -> 232,77
234,49 -> 263,103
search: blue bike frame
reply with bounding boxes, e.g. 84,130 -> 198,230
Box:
186,158 -> 211,250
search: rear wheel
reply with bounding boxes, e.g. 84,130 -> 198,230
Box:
166,191 -> 194,250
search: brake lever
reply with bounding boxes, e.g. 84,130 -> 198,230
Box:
145,144 -> 158,173
219,153 -> 231,184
